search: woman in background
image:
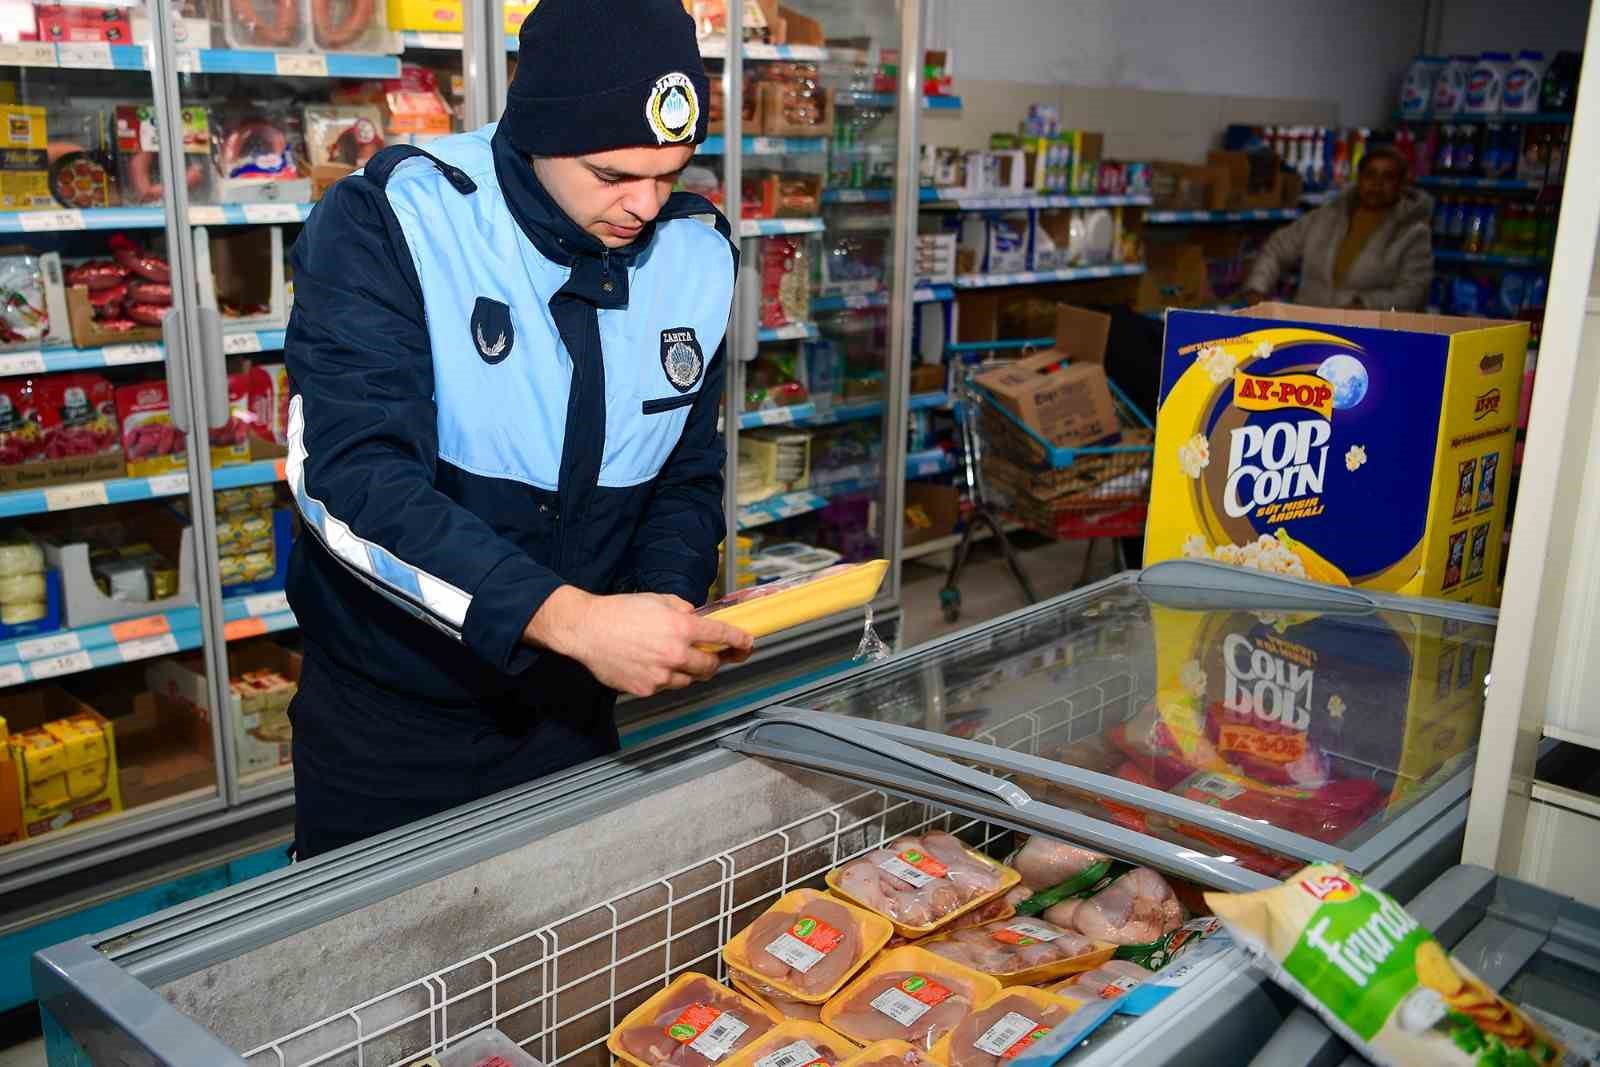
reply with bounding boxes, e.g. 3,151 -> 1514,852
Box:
1243,146 -> 1434,311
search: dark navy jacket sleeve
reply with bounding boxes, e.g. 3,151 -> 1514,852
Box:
626,339 -> 728,604
286,175 -> 562,674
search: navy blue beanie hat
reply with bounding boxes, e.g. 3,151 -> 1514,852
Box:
502,0 -> 710,157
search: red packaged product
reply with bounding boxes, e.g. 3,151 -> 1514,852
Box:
0,379 -> 45,467
116,379 -> 187,475
33,373 -> 120,459
35,4 -> 132,42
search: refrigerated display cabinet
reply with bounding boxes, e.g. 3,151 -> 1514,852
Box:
35,560 -> 1503,1066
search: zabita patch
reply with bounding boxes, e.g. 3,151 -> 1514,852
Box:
660,327 -> 705,393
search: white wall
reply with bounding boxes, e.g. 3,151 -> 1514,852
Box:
1430,0 -> 1592,57
928,0 -> 1427,126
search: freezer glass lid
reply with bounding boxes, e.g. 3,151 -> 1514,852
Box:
800,568 -> 1494,874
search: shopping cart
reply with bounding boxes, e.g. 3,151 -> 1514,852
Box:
937,339 -> 1155,622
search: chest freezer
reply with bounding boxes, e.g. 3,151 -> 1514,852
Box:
33,561 -> 1498,1067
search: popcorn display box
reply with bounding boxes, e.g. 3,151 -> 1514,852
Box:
1146,304 -> 1528,606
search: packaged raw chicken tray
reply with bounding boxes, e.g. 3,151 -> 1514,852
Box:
698,561 -> 888,645
929,986 -> 1080,1067
732,977 -> 825,1024
718,1020 -> 860,1067
1023,862 -> 1211,971
825,832 -> 1021,938
723,889 -> 893,1003
919,915 -> 1115,987
818,946 -> 1000,1052
834,1041 -> 941,1067
608,974 -> 783,1067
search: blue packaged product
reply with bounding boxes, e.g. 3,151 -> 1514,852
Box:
1451,274 -> 1488,317
1503,51 -> 1546,113
1496,272 -> 1527,318
1525,274 -> 1547,310
1465,51 -> 1511,114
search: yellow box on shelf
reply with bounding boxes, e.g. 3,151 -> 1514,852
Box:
4,686 -> 121,841
387,0 -> 535,33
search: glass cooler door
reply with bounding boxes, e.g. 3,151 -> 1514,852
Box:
748,560 -> 1498,888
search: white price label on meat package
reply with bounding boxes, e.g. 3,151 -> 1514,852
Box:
754,1041 -> 824,1067
101,342 -> 162,365
973,1012 -> 1041,1056
1096,976 -> 1141,999
0,42 -> 56,66
30,650 -> 92,679
0,352 -> 47,376
57,43 -> 113,69
993,920 -> 1061,944
243,202 -> 305,224
275,52 -> 328,77
687,1012 -> 748,1061
1187,773 -> 1246,801
17,632 -> 80,660
0,664 -> 24,688
869,986 -> 935,1027
875,854 -> 939,888
19,209 -> 85,232
223,332 -> 263,354
44,482 -> 109,511
120,634 -> 179,662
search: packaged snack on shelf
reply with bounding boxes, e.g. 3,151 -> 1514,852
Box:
0,105 -> 53,211
115,105 -> 211,206
33,373 -> 122,460
819,946 -> 999,1053
719,1021 -> 860,1067
929,986 -> 1080,1067
724,889 -> 894,1004
760,236 -> 811,328
0,531 -> 58,635
91,547 -> 178,602
35,4 -> 132,42
216,508 -> 274,556
384,0 -> 457,31
744,172 -> 823,219
818,233 -> 887,298
219,547 -> 275,587
310,0 -> 387,53
824,830 -> 1021,939
147,639 -> 299,775
607,973 -> 782,1067
0,253 -> 69,351
303,105 -> 384,197
224,0 -> 309,50
210,107 -> 309,203
216,485 -> 277,514
1207,864 -> 1569,1067
372,65 -> 454,137
738,429 -> 811,503
115,380 -> 186,475
47,109 -> 117,210
65,235 -> 171,345
757,79 -> 833,138
5,686 -> 121,840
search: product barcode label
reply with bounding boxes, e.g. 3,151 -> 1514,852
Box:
101,342 -> 162,365
869,976 -> 951,1028
30,650 -> 92,679
120,634 -> 179,662
753,1040 -> 825,1067
0,352 -> 47,376
19,209 -> 85,232
666,1005 -> 749,1062
0,42 -> 56,66
57,43 -> 112,69
275,52 -> 328,77
18,632 -> 81,660
973,1012 -> 1042,1056
875,848 -> 948,888
763,915 -> 844,973
1187,773 -> 1246,801
1097,976 -> 1141,999
991,920 -> 1061,946
223,332 -> 264,354
43,482 -> 109,511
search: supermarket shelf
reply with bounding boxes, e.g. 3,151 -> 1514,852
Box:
186,48 -> 401,78
0,41 -> 149,69
700,136 -> 827,156
0,458 -> 285,520
920,189 -> 1154,209
0,203 -> 319,233
697,39 -> 832,61
1146,208 -> 1300,224
1416,176 -> 1541,191
740,217 -> 825,237
1434,250 -> 1552,268
954,263 -> 1146,288
0,329 -> 283,377
738,488 -> 836,529
756,323 -> 819,343
739,449 -> 955,529
1394,110 -> 1574,125
189,203 -> 314,226
211,458 -> 288,490
812,291 -> 885,313
924,95 -> 962,111
834,92 -> 964,111
822,189 -> 893,205
738,391 -> 947,431
914,284 -> 955,303
906,448 -> 955,478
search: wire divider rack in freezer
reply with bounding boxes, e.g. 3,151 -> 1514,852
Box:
244,791 -> 1016,1067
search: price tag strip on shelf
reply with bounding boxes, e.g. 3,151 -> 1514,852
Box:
274,52 -> 329,77
101,342 -> 163,366
57,43 -> 113,68
43,482 -> 110,512
0,352 -> 47,376
0,42 -> 56,66
119,633 -> 180,662
18,209 -> 86,232
223,332 -> 264,355
30,650 -> 93,680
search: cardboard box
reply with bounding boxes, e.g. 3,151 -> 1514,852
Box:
757,82 -> 833,139
113,692 -> 215,810
1207,150 -> 1283,211
0,104 -> 50,211
738,429 -> 811,503
1052,304 -> 1112,366
910,362 -> 945,394
196,226 -> 288,332
36,502 -> 198,627
1145,304 -> 1529,606
975,352 -> 1120,451
146,640 -> 300,779
4,686 -> 121,840
1135,242 -> 1215,314
904,482 -> 961,548
67,284 -> 162,349
0,742 -> 20,847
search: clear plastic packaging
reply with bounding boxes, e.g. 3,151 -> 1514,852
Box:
824,830 -> 1021,939
0,537 -> 44,578
212,106 -> 302,184
309,0 -> 387,53
114,105 -> 212,207
731,977 -> 825,1025
303,105 -> 385,170
919,916 -> 1116,987
432,1027 -> 543,1067
929,987 -> 1078,1067
818,946 -> 999,1053
607,974 -> 783,1067
1046,960 -> 1152,1007
723,890 -> 893,1005
718,1021 -> 860,1067
223,0 -> 309,50
47,109 -> 117,210
833,1040 -> 940,1067
0,256 -> 51,347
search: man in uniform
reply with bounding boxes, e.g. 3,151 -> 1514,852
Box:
283,0 -> 751,858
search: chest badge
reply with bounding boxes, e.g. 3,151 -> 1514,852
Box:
471,296 -> 514,365
660,327 -> 705,393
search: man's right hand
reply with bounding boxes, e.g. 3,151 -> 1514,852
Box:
524,586 -> 754,697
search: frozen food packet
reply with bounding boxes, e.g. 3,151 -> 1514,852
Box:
1205,864 -> 1573,1067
